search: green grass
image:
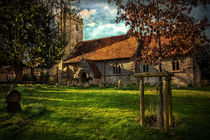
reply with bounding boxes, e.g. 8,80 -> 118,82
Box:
0,85 -> 210,140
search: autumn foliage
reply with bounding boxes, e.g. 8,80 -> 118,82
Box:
109,0 -> 210,63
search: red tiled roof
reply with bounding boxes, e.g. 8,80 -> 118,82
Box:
64,34 -> 196,64
68,35 -> 129,60
86,59 -> 102,78
64,35 -> 138,63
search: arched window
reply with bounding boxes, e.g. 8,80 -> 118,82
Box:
81,72 -> 87,82
113,62 -> 121,74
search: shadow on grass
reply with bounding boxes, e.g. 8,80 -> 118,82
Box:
10,86 -> 210,140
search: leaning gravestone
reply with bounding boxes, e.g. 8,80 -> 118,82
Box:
118,80 -> 123,88
5,90 -> 21,112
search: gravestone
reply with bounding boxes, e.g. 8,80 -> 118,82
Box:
36,84 -> 42,88
67,81 -> 71,87
118,80 -> 123,88
55,83 -> 60,88
99,81 -> 104,88
88,79 -> 93,86
84,82 -> 90,88
5,90 -> 21,112
77,82 -> 82,87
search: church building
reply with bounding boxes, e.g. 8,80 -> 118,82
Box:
52,11 -> 209,87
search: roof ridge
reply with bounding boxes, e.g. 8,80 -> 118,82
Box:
79,34 -> 128,43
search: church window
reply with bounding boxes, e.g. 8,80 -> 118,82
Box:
143,65 -> 149,72
119,65 -> 121,74
172,60 -> 180,71
113,65 -> 116,74
113,62 -> 121,74
76,24 -> 79,31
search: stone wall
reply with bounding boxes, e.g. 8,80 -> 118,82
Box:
95,59 -> 136,86
152,57 -> 201,87
135,61 -> 158,84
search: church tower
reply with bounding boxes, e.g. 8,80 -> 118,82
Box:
58,11 -> 83,60
56,11 -> 83,83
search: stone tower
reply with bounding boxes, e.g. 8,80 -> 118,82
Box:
58,11 -> 83,60
56,11 -> 83,84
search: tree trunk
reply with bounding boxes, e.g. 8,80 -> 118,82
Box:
156,0 -> 164,130
168,78 -> 173,127
139,77 -> 144,126
15,65 -> 23,83
163,77 -> 169,131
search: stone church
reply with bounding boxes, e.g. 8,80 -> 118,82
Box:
1,11 -> 209,87
52,12 -> 210,87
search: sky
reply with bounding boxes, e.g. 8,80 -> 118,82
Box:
73,0 -> 210,41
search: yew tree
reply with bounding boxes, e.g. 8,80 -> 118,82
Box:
0,0 -> 67,82
109,0 -> 210,129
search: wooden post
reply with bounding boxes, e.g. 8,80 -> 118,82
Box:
134,72 -> 174,129
163,77 -> 169,131
168,77 -> 173,127
139,77 -> 144,127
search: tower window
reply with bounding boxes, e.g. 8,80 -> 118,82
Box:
172,60 -> 180,71
76,24 -> 79,31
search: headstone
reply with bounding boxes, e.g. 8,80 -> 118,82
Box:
72,79 -> 78,86
84,82 -> 90,88
5,90 -> 21,112
56,83 -> 60,88
177,81 -> 180,89
25,84 -> 31,88
118,80 -> 123,88
88,79 -> 93,85
77,82 -> 81,87
36,84 -> 42,88
67,81 -> 71,87
99,80 -> 104,88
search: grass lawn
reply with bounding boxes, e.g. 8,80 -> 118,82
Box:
0,85 -> 210,140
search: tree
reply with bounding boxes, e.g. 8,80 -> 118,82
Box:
0,0 -> 66,82
109,0 -> 210,129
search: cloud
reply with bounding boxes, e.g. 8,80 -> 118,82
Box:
84,23 -> 129,40
77,1 -> 210,41
103,4 -> 117,16
77,9 -> 96,18
79,2 -> 129,40
104,5 -> 109,10
87,22 -> 96,27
